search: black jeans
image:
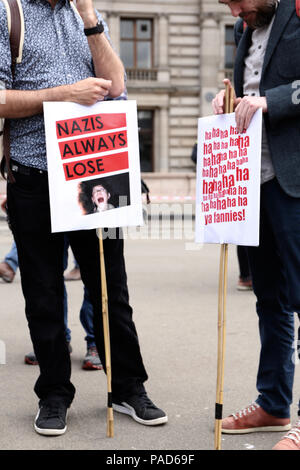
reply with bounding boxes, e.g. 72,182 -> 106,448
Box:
7,169 -> 148,406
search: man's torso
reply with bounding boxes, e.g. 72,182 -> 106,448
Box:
0,0 -> 97,169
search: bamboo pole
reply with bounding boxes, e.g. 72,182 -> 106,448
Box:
214,83 -> 233,450
214,243 -> 225,449
98,229 -> 114,438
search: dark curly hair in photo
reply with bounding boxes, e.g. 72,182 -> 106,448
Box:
78,174 -> 130,215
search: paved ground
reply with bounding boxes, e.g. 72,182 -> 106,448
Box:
0,214 -> 299,451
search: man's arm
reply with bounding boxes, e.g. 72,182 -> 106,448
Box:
75,0 -> 125,98
0,77 -> 113,119
0,1 -> 115,119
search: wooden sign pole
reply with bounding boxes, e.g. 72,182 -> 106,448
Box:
214,83 -> 234,450
99,229 -> 114,438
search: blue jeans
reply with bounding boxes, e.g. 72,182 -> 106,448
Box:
63,238 -> 71,343
247,178 -> 300,418
79,287 -> 96,348
64,237 -> 96,347
5,241 -> 19,273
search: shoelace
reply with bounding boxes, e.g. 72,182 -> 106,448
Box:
137,392 -> 157,410
283,421 -> 300,443
88,346 -> 98,357
232,402 -> 260,420
42,402 -> 65,420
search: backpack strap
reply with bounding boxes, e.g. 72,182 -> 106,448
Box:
70,0 -> 81,18
1,0 -> 24,182
297,0 -> 300,18
1,0 -> 23,77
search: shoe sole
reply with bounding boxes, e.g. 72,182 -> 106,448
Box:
34,424 -> 67,436
222,423 -> 291,434
2,276 -> 14,283
34,410 -> 68,436
113,402 -> 168,426
24,358 -> 39,366
82,362 -> 103,370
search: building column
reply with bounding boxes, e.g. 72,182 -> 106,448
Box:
106,12 -> 120,55
157,14 -> 170,82
199,16 -> 220,117
157,106 -> 169,172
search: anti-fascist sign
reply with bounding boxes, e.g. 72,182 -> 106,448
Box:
43,100 -> 143,233
195,110 -> 262,246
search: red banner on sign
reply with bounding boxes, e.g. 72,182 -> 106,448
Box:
59,130 -> 128,160
63,151 -> 129,181
56,113 -> 127,140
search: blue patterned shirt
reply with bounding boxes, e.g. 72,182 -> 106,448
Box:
0,0 -> 124,170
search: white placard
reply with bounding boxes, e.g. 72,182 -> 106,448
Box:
43,100 -> 143,233
195,110 -> 262,246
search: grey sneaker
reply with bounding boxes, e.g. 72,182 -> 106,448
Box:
82,346 -> 103,370
113,391 -> 168,426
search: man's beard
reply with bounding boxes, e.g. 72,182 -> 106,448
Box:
241,0 -> 278,29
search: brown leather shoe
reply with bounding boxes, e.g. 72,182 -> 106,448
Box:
64,267 -> 81,281
273,420 -> 300,450
222,403 -> 291,434
0,261 -> 15,283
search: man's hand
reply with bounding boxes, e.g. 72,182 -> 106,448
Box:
212,79 -> 267,133
67,77 -> 112,105
73,0 -> 97,27
234,96 -> 267,133
212,79 -> 241,115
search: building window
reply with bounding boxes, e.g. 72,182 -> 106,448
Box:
138,110 -> 154,172
120,18 -> 153,69
224,25 -> 236,70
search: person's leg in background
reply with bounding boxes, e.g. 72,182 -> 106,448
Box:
80,286 -> 103,370
0,240 -> 18,283
64,248 -> 81,281
236,245 -> 252,291
63,237 -> 101,370
62,236 -> 72,346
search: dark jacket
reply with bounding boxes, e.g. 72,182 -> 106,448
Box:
234,0 -> 300,197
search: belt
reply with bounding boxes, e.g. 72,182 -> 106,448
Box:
11,160 -> 47,176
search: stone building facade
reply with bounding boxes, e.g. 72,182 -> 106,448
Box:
95,0 -> 236,176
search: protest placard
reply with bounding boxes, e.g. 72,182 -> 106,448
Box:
195,110 -> 262,246
43,100 -> 143,233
